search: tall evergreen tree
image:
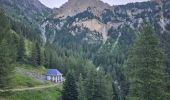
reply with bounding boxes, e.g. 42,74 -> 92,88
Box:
0,9 -> 16,89
83,67 -> 114,100
105,74 -> 116,100
96,69 -> 115,100
43,50 -> 48,67
0,9 -> 11,44
84,67 -> 98,100
17,36 -> 25,62
0,39 -> 14,88
112,81 -> 119,100
77,74 -> 86,100
62,71 -> 78,100
31,43 -> 41,66
36,43 -> 41,66
126,24 -> 166,100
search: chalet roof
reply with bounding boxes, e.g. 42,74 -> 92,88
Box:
46,69 -> 62,76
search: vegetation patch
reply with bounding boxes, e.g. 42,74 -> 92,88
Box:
0,87 -> 61,100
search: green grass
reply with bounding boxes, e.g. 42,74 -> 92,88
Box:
0,87 -> 62,100
9,71 -> 41,88
16,63 -> 47,75
8,63 -> 48,88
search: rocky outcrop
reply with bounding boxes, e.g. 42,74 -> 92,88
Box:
39,0 -> 170,44
72,19 -> 112,43
56,0 -> 113,18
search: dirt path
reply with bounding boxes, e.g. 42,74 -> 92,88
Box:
0,84 -> 60,92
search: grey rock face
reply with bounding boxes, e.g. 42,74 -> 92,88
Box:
56,0 -> 113,18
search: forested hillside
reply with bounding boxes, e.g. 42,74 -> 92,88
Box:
0,0 -> 170,100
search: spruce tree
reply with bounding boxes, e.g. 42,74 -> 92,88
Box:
36,43 -> 41,66
31,43 -> 41,66
31,44 -> 37,66
0,9 -> 16,89
95,69 -> 107,100
84,67 -> 110,100
42,50 -> 47,67
112,81 -> 119,100
77,74 -> 86,100
84,67 -> 97,100
0,9 -> 9,42
17,36 -> 25,62
96,69 -> 115,100
126,24 -> 166,100
0,39 -> 14,88
62,71 -> 78,100
105,74 -> 115,100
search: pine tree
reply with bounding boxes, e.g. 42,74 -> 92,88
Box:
83,67 -> 103,100
0,9 -> 9,42
126,24 -> 166,100
0,39 -> 14,88
105,74 -> 115,100
77,74 -> 86,100
112,81 -> 119,100
0,9 -> 16,89
84,67 -> 97,100
17,36 -> 25,62
95,69 -> 107,100
83,66 -> 115,100
31,44 -> 37,66
36,43 -> 41,66
31,43 -> 41,66
42,50 -> 47,67
96,68 -> 115,100
62,71 -> 78,100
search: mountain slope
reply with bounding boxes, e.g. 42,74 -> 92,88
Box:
0,0 -> 170,99
42,0 -> 170,46
56,0 -> 113,18
42,1 -> 170,97
0,0 -> 50,21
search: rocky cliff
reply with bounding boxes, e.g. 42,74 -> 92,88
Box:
41,0 -> 169,46
56,0 -> 113,18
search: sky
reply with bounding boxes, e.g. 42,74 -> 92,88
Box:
39,0 -> 150,8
